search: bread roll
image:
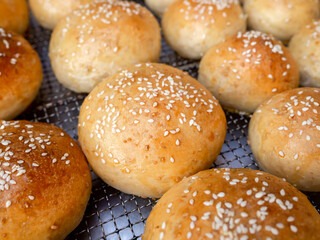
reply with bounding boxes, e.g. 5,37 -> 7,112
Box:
249,88 -> 320,191
0,28 -> 42,120
29,0 -> 97,30
78,63 -> 227,198
49,0 -> 161,93
199,31 -> 299,113
0,0 -> 28,34
143,168 -> 320,240
0,121 -> 92,240
162,0 -> 246,59
289,20 -> 320,87
244,0 -> 320,41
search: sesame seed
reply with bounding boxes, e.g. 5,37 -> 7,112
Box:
255,192 -> 265,198
5,200 -> 11,208
217,192 -> 225,198
287,216 -> 295,222
290,225 -> 298,233
205,233 -> 213,238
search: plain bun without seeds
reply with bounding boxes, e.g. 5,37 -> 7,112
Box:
249,88 -> 320,192
199,31 -> 299,113
143,168 -> 320,240
78,63 -> 227,198
49,0 -> 161,93
0,28 -> 42,120
0,121 -> 92,240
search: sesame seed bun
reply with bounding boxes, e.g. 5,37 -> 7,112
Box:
162,0 -> 246,60
29,0 -> 97,30
0,28 -> 42,120
0,0 -> 29,34
244,0 -> 320,41
249,88 -> 320,191
145,0 -> 177,16
198,31 -> 299,113
0,121 -> 92,240
78,63 -> 227,198
49,0 -> 161,93
143,168 -> 320,240
289,20 -> 320,88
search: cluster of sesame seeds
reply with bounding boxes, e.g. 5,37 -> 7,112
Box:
0,121 -> 75,209
80,63 -> 219,166
181,0 -> 240,24
257,89 -> 320,161
304,20 -> 320,47
215,31 -> 291,87
64,0 -> 142,49
238,31 -> 285,56
157,169 -> 301,240
217,31 -> 289,84
55,0 -> 149,70
0,28 -> 22,77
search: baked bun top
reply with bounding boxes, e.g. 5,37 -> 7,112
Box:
0,28 -> 42,120
0,121 -> 92,240
244,0 -> 320,41
29,0 -> 96,29
143,168 -> 320,240
249,87 -> 320,191
49,0 -> 161,93
162,0 -> 246,59
199,30 -> 299,113
0,0 -> 29,34
171,0 -> 242,18
289,20 -> 320,87
78,63 -> 226,198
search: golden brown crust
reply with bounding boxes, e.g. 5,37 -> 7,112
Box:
29,0 -> 97,30
0,0 -> 29,34
244,0 -> 319,41
162,0 -> 246,59
0,121 -> 92,240
0,29 -> 42,120
49,0 -> 161,93
289,20 -> 320,87
199,31 -> 299,113
143,168 -> 320,240
78,63 -> 226,198
249,88 -> 320,191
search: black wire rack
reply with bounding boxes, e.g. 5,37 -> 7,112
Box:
19,1 -> 320,239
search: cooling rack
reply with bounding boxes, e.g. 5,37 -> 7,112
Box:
19,1 -> 320,239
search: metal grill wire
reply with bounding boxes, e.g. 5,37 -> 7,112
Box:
18,1 -> 320,239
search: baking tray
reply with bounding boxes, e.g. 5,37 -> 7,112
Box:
18,1 -> 320,239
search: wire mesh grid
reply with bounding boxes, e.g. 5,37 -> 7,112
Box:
17,1 -> 320,239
